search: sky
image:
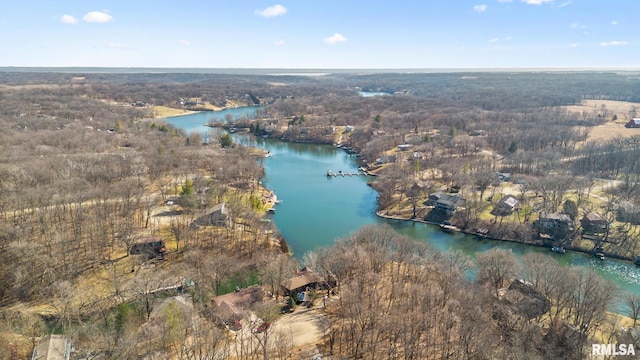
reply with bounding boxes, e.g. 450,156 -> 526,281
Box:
0,0 -> 638,69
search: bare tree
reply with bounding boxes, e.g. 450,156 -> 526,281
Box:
476,248 -> 518,297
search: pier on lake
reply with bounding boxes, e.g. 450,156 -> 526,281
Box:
326,170 -> 373,177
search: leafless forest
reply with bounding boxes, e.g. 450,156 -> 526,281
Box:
1,70 -> 640,359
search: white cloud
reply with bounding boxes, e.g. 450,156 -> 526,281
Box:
498,0 -> 512,3
179,40 -> 191,46
504,36 -> 513,41
83,11 -> 113,23
107,42 -> 128,49
474,4 -> 487,12
274,40 -> 285,46
521,0 -> 553,4
556,1 -> 572,7
323,33 -> 347,45
611,20 -> 618,25
489,38 -> 499,43
60,15 -> 77,24
571,22 -> 586,29
255,4 -> 287,18
600,41 -> 628,47
570,43 -> 580,47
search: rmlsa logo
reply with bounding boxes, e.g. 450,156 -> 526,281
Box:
592,344 -> 635,356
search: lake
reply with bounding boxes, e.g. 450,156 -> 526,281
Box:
164,110 -> 640,310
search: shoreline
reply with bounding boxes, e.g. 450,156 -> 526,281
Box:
375,211 -> 636,263
224,121 -> 639,266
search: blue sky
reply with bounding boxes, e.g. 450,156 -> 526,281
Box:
0,1 -> 638,69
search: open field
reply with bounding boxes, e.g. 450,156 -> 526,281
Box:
563,99 -> 640,143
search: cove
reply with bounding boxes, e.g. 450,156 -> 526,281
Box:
164,111 -> 640,309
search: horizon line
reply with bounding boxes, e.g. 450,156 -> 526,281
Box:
1,66 -> 640,74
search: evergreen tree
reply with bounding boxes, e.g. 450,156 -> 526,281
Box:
220,133 -> 233,148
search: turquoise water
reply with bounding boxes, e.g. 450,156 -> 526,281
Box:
165,111 -> 640,309
164,106 -> 262,134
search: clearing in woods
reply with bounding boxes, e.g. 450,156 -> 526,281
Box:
563,100 -> 640,143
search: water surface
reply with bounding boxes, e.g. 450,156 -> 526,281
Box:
166,111 -> 640,310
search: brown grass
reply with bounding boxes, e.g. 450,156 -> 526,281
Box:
562,100 -> 640,143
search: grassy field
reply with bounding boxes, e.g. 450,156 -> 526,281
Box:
151,106 -> 195,118
562,99 -> 640,143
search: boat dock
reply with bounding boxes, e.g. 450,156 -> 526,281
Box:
327,169 -> 374,177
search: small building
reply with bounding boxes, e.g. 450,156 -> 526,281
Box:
625,118 -> 640,128
429,192 -> 466,214
618,201 -> 640,224
375,155 -> 397,165
535,212 -> 574,240
580,212 -> 609,234
397,144 -> 414,151
31,335 -> 72,360
492,195 -> 521,216
130,237 -> 166,260
191,203 -> 231,228
496,172 -> 512,182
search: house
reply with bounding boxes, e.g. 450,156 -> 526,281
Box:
191,203 -> 231,228
130,237 -> 166,260
501,279 -> 551,320
375,155 -> 396,165
618,201 -> 640,224
31,335 -> 72,360
496,172 -> 512,182
580,212 -> 609,234
428,192 -> 466,214
409,181 -> 429,195
492,195 -> 521,216
212,285 -> 264,318
280,268 -> 331,298
397,144 -> 414,151
535,212 -> 574,239
625,118 -> 640,128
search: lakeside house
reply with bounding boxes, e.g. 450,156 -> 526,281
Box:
428,192 -> 466,214
190,203 -> 231,228
280,268 -> 332,299
31,335 -> 73,360
492,195 -> 521,216
580,212 -> 609,234
375,154 -> 397,165
535,212 -> 574,240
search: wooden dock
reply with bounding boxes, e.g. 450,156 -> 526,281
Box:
327,170 -> 370,177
